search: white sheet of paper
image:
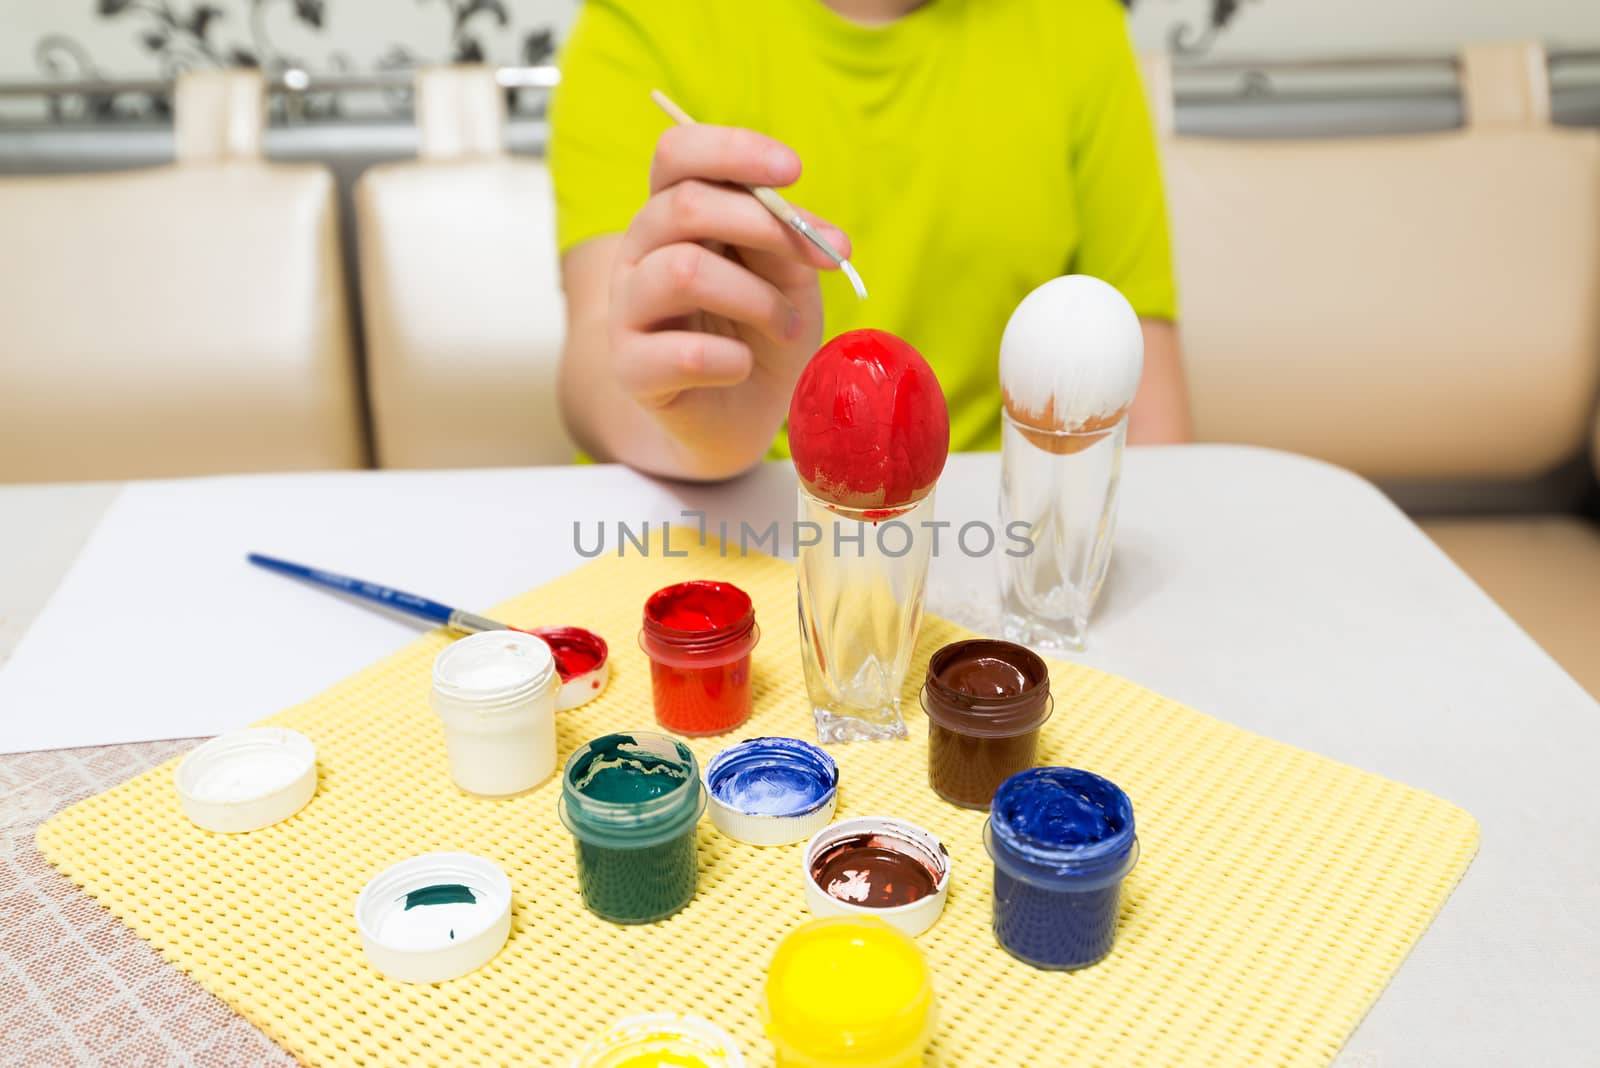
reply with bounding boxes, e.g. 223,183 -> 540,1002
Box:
0,464 -> 800,753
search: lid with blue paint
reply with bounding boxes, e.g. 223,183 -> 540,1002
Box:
705,737 -> 840,847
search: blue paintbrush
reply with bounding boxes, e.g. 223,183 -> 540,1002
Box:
245,553 -> 612,708
246,553 -> 510,634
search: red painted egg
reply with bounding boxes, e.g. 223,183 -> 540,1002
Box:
788,329 -> 950,512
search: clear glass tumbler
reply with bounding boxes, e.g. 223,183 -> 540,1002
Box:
796,488 -> 936,743
999,411 -> 1126,652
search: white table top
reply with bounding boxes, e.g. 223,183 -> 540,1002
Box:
2,446 -> 1596,1066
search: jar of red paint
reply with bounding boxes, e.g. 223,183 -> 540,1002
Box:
639,580 -> 760,736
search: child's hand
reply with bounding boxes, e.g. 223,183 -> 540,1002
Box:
607,123 -> 850,435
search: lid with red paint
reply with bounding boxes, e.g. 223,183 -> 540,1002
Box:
527,626 -> 611,711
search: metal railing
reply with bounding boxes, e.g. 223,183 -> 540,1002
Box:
2,49 -> 1598,167
0,64 -> 560,101
0,48 -> 1595,103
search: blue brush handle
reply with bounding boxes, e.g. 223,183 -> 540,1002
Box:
247,553 -> 459,626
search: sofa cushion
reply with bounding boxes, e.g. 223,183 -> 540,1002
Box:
1422,515 -> 1600,698
1164,127 -> 1600,482
0,163 -> 363,482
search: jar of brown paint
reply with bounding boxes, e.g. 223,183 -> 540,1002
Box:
920,639 -> 1052,809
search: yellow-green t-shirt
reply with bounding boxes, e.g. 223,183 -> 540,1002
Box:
549,0 -> 1176,455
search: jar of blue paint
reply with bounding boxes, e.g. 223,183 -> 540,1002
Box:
984,767 -> 1139,970
559,732 -> 707,925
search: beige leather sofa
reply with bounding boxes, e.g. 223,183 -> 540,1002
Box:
1,59 -> 1596,694
0,71 -> 364,482
1149,44 -> 1600,696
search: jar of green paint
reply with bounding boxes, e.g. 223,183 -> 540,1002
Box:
558,731 -> 707,924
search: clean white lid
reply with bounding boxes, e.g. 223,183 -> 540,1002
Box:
355,852 -> 512,984
173,727 -> 317,833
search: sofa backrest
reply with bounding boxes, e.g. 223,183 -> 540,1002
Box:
354,66 -> 572,470
0,71 -> 364,483
1149,44 -> 1600,482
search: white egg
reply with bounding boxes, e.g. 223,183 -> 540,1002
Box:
999,275 -> 1145,432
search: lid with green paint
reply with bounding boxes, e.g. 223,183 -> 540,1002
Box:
355,852 -> 513,984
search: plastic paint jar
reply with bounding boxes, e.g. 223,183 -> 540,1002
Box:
920,639 -> 1053,809
763,917 -> 935,1068
639,581 -> 760,736
431,630 -> 560,797
572,1012 -> 745,1068
558,731 -> 707,924
985,766 -> 1139,970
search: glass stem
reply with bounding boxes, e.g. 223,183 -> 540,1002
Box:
795,488 -> 936,743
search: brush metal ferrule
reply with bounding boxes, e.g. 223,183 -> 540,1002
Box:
790,216 -> 846,266
447,609 -> 511,634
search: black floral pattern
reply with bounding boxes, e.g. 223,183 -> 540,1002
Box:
1151,0 -> 1257,56
94,0 -> 324,73
374,1 -> 556,87
30,0 -> 1250,122
32,33 -> 150,121
32,0 -> 565,121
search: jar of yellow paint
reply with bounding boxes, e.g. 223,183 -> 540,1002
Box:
571,1012 -> 744,1068
762,917 -> 935,1068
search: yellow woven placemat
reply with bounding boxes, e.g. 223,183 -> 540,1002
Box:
37,539 -> 1478,1067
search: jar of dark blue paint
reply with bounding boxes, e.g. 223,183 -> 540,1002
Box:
984,767 -> 1138,970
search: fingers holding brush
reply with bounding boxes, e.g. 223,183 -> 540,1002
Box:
609,109 -> 853,409
619,180 -> 849,276
614,330 -> 756,404
649,121 -> 800,193
648,91 -> 866,301
735,204 -> 853,289
620,242 -> 806,346
556,92 -> 867,479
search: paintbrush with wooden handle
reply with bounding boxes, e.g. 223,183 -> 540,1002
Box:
650,88 -> 867,300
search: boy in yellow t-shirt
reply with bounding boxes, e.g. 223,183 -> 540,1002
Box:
550,0 -> 1191,480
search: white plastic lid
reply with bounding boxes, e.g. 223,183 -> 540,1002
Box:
705,737 -> 840,847
530,626 -> 613,712
173,727 -> 317,833
556,655 -> 611,712
356,852 -> 512,984
801,816 -> 952,938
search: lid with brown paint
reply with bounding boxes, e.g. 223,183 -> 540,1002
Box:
920,639 -> 1052,737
